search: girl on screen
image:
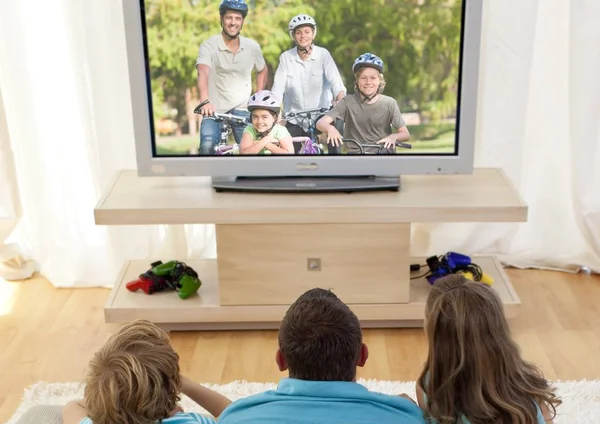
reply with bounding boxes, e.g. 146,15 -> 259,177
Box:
240,90 -> 295,155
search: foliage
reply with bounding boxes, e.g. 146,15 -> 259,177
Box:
310,0 -> 462,115
145,0 -> 462,131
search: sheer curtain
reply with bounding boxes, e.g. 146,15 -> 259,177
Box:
0,0 -> 598,287
413,0 -> 600,273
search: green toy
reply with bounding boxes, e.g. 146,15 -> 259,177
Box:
126,260 -> 201,299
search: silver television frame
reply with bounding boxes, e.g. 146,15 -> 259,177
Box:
124,0 -> 482,178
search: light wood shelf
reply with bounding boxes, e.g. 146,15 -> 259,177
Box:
105,256 -> 520,331
95,168 -> 527,225
95,168 -> 528,330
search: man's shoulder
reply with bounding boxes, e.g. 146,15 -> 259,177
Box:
201,34 -> 222,47
240,35 -> 261,50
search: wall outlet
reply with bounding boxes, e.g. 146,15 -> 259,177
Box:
307,258 -> 321,271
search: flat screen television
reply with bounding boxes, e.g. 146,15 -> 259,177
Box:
123,0 -> 482,192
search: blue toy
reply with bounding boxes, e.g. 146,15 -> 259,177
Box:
425,252 -> 493,286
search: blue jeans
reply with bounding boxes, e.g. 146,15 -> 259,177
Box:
199,109 -> 250,155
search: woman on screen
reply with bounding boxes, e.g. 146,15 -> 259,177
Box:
316,53 -> 411,154
240,90 -> 295,155
271,14 -> 346,154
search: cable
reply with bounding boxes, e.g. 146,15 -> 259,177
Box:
410,271 -> 431,280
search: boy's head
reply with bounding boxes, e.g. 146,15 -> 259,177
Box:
352,53 -> 386,98
84,320 -> 181,424
276,288 -> 368,382
248,90 -> 282,133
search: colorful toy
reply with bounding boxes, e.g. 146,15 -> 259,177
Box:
425,252 -> 494,286
126,260 -> 202,299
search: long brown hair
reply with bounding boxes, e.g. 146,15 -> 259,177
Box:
418,275 -> 561,424
84,320 -> 182,424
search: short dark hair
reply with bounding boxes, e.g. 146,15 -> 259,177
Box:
278,288 -> 362,381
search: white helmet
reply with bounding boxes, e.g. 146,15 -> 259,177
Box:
288,14 -> 317,40
247,90 -> 282,114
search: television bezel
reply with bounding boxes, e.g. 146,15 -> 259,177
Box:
124,0 -> 482,177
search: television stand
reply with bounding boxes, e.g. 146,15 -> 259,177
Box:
211,175 -> 401,193
94,168 -> 528,330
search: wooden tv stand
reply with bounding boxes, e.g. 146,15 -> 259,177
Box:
94,168 -> 527,331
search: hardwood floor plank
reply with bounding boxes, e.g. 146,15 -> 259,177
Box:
1,270 -> 599,423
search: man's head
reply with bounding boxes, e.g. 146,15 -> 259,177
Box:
276,288 -> 368,382
84,320 -> 181,424
219,0 -> 248,39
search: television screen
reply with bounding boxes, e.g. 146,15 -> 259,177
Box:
141,0 -> 464,157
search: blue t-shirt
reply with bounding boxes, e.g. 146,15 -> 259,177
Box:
218,378 -> 426,423
80,412 -> 215,424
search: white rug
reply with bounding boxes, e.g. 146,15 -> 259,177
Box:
7,379 -> 600,424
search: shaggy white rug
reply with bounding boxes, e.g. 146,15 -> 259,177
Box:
7,379 -> 600,424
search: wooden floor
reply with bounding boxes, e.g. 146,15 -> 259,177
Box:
0,269 -> 599,422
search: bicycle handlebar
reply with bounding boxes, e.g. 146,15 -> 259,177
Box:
283,106 -> 331,119
342,138 -> 412,152
212,112 -> 248,124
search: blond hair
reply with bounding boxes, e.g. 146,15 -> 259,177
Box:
84,320 -> 182,424
418,275 -> 561,424
353,67 -> 386,95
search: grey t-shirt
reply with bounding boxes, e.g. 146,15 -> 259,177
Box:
196,35 -> 266,113
326,94 -> 406,153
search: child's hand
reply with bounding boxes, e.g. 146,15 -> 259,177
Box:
326,127 -> 343,146
377,135 -> 396,149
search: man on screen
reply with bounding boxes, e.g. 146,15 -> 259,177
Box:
316,53 -> 410,154
195,0 -> 268,155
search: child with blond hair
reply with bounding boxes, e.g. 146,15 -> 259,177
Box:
417,275 -> 561,424
63,320 -> 231,424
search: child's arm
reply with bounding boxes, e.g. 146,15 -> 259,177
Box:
181,376 -> 232,418
62,399 -> 89,424
265,135 -> 294,154
240,131 -> 271,154
415,381 -> 426,409
540,402 -> 554,423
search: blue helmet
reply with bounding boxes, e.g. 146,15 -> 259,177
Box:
219,0 -> 248,18
352,53 -> 384,74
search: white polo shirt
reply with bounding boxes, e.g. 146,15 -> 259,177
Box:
196,34 -> 266,113
272,46 -> 346,130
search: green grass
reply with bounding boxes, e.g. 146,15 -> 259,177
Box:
155,126 -> 457,156
156,136 -> 198,156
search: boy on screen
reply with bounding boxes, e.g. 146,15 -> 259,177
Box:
317,53 -> 411,154
195,0 -> 268,155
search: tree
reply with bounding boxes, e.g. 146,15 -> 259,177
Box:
145,0 -> 309,135
145,0 -> 462,134
309,0 -> 462,117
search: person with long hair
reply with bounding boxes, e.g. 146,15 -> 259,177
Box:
416,275 -> 561,424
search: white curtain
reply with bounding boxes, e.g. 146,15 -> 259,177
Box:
413,0 -> 600,273
0,0 -> 598,287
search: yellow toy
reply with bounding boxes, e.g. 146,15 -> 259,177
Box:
458,269 -> 494,286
